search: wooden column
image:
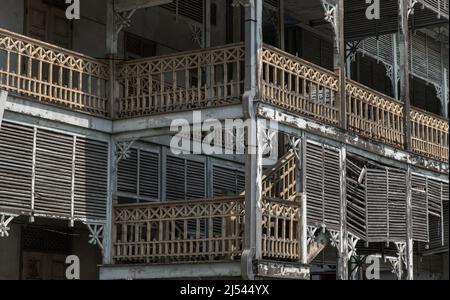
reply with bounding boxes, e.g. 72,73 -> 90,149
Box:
104,139 -> 118,265
405,166 -> 414,280
441,40 -> 448,118
299,135 -> 308,265
278,0 -> 285,50
337,146 -> 348,280
398,0 -> 412,151
391,34 -> 400,100
335,0 -> 347,130
104,0 -> 118,264
242,0 -> 263,280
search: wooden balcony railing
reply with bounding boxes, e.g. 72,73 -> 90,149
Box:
411,108 -> 449,161
262,150 -> 296,200
260,46 -> 449,162
0,28 -> 109,117
0,29 -> 447,162
112,196 -> 245,264
346,80 -> 404,148
261,45 -> 340,126
261,196 -> 302,261
115,43 -> 245,118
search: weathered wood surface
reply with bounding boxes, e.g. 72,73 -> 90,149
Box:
0,29 -> 109,117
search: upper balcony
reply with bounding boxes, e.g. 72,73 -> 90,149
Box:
1,28 -> 448,163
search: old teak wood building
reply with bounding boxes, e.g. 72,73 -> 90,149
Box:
0,0 -> 448,280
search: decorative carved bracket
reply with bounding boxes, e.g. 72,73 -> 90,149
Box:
307,226 -> 320,246
328,229 -> 340,248
346,41 -> 360,63
347,233 -> 360,260
434,84 -> 443,101
320,0 -> 339,49
0,213 -> 17,238
259,128 -> 277,156
116,140 -> 136,163
385,64 -> 394,82
85,222 -> 105,251
288,136 -> 302,161
190,23 -> 203,47
115,10 -> 136,35
385,242 -> 407,279
408,0 -> 419,17
387,256 -> 402,279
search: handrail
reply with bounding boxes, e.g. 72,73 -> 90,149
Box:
0,28 -> 109,117
113,196 -> 245,264
116,43 -> 245,118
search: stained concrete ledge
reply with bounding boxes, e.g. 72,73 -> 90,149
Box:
99,261 -> 242,280
256,260 -> 310,280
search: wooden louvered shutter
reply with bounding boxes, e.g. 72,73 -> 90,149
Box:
186,160 -> 206,199
305,142 -> 341,230
74,138 -> 108,221
366,168 -> 389,242
213,165 -> 245,197
346,158 -> 368,240
117,148 -> 160,203
387,169 -> 407,241
139,150 -> 159,201
411,174 -> 429,243
0,122 -> 34,213
117,149 -> 138,203
34,129 -> 73,218
166,156 -> 186,201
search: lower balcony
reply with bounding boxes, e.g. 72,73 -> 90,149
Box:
106,195 -> 309,280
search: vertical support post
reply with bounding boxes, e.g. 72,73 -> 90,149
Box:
204,0 -> 212,48
337,145 -> 348,280
0,90 -> 7,128
204,0 -> 212,103
336,0 -> 347,130
392,34 -> 400,100
300,135 -> 308,265
106,0 -> 118,56
242,0 -> 263,280
440,39 -> 449,117
30,127 -> 37,223
106,0 -> 118,119
104,139 -> 118,265
70,136 -> 77,228
398,0 -> 412,151
405,166 -> 414,280
103,0 -> 118,264
278,0 -> 285,50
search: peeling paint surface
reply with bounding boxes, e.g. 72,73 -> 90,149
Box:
257,104 -> 449,176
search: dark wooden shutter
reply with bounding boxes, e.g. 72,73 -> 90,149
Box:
34,129 -> 73,218
117,149 -> 138,197
0,122 -> 34,213
74,138 -> 108,221
139,150 -> 160,201
212,165 -> 245,196
166,155 -> 186,201
305,141 -> 341,230
411,174 -> 429,243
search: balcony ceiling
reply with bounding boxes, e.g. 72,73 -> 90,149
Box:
283,0 -> 449,41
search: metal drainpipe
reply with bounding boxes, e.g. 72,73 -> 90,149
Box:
241,0 -> 263,280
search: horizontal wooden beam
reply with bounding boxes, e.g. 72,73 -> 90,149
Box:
114,0 -> 173,13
